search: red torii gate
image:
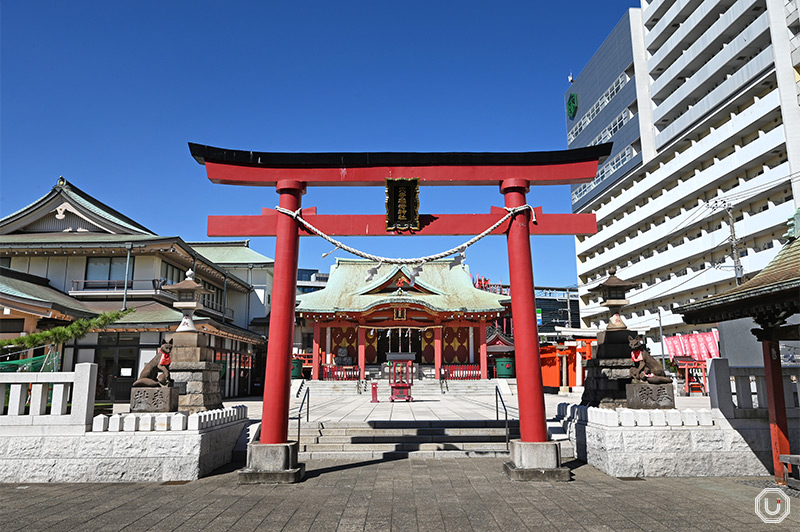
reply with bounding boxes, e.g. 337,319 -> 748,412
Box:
190,143 -> 611,447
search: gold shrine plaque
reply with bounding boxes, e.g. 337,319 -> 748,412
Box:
385,178 -> 420,231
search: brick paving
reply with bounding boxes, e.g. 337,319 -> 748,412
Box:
1,457 -> 798,531
14,392 -> 779,531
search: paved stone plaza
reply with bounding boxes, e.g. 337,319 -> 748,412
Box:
1,457 -> 798,531
7,392 -> 796,530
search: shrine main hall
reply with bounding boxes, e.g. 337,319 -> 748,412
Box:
297,258 -> 509,381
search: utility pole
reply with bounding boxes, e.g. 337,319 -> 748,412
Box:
658,308 -> 667,368
566,287 -> 573,328
725,203 -> 744,285
711,200 -> 744,285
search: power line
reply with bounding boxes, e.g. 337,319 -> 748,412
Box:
577,169 -> 799,289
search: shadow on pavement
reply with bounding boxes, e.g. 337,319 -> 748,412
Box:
303,455 -> 409,479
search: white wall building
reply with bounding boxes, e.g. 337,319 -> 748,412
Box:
567,0 -> 800,352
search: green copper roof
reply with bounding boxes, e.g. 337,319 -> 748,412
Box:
0,269 -> 95,317
296,258 -> 508,314
189,241 -> 273,265
81,300 -> 265,343
0,233 -> 169,245
0,178 -> 154,235
82,300 -> 187,324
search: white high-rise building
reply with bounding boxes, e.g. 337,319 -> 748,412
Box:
567,0 -> 800,349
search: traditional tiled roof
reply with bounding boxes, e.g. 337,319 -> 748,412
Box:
296,258 -> 508,314
188,241 -> 273,265
0,178 -> 154,235
678,214 -> 800,324
0,267 -> 95,318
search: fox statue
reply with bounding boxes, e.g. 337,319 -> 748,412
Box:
628,335 -> 672,385
132,338 -> 174,387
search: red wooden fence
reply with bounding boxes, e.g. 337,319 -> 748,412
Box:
322,365 -> 359,381
442,364 -> 481,380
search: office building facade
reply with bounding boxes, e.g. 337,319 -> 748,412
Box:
567,0 -> 800,349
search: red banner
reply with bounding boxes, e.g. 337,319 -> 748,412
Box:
665,332 -> 720,361
700,332 -> 720,358
664,336 -> 684,360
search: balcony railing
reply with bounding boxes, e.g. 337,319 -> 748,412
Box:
71,279 -> 173,293
70,279 -> 234,320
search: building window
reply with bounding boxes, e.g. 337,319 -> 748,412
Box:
0,319 -> 25,333
201,281 -> 224,313
95,332 -> 140,402
160,261 -> 184,286
0,257 -> 10,269
85,257 -> 133,289
590,110 -> 632,147
571,145 -> 635,204
567,72 -> 629,144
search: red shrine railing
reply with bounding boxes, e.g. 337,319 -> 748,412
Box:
293,353 -> 313,369
442,364 -> 481,380
322,365 -> 360,381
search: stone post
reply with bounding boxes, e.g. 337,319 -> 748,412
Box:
168,331 -> 222,414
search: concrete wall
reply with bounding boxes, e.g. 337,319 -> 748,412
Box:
0,407 -> 248,483
556,403 -> 800,477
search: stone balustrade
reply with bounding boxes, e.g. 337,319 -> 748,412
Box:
708,357 -> 800,419
0,361 -> 250,483
555,402 -> 714,427
0,363 -> 96,435
91,405 -> 248,432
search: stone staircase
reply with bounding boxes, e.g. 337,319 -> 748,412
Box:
295,378 -> 508,397
297,419 -> 521,460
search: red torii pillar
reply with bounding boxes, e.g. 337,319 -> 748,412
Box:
189,142 -> 611,447
261,180 -> 304,444
502,179 -> 547,441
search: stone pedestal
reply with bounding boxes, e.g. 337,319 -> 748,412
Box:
581,357 -> 633,409
503,440 -> 570,481
168,331 -> 222,414
580,328 -> 636,409
130,387 -> 179,412
238,442 -> 305,484
169,362 -> 222,414
626,383 -> 675,409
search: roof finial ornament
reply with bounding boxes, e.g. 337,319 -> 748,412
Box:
57,176 -> 66,187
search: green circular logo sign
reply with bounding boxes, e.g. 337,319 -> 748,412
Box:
567,93 -> 578,120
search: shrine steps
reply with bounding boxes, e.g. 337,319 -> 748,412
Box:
296,420 -> 521,460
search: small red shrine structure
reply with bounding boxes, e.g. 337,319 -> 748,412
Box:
189,142 -> 611,451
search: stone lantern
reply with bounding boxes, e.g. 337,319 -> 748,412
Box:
162,269 -> 222,414
587,267 -> 638,330
581,267 -> 641,408
162,269 -> 212,332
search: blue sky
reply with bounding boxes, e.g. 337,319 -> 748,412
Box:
1,1 -> 638,287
